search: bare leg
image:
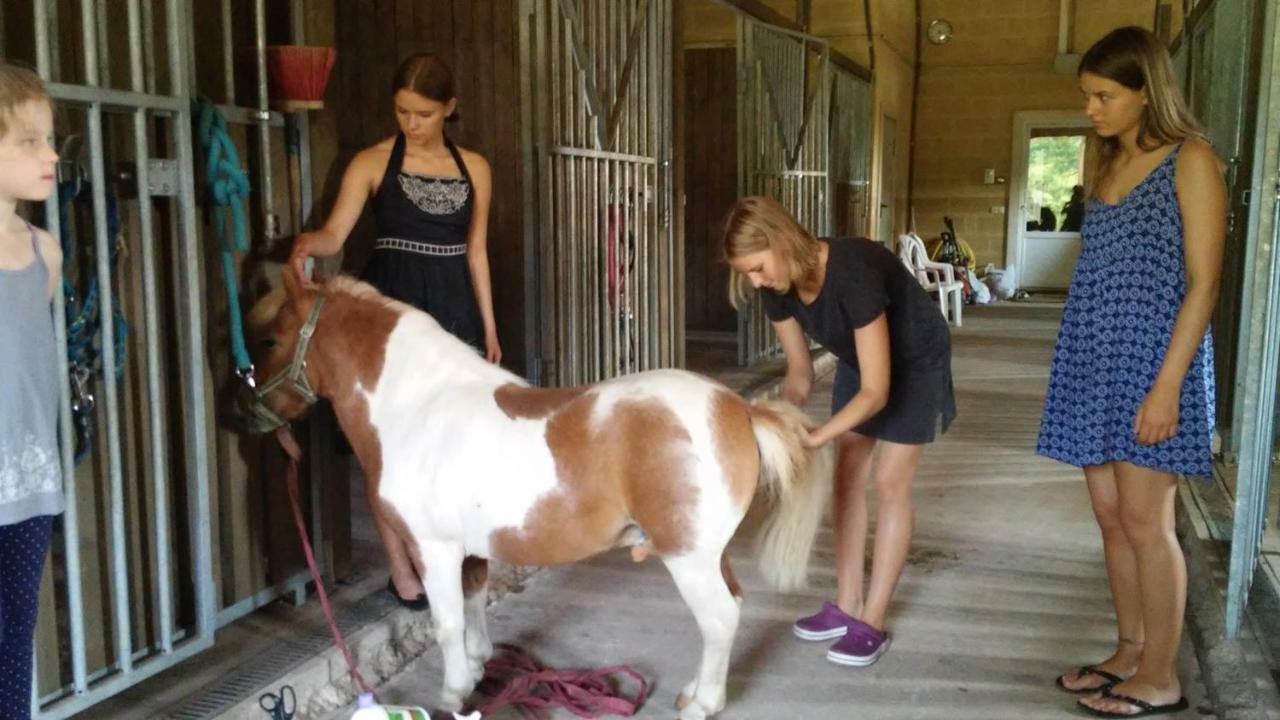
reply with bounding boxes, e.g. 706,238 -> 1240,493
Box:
859,440 -> 923,631
833,433 -> 877,617
373,506 -> 426,599
1080,462 -> 1184,714
1059,463 -> 1144,691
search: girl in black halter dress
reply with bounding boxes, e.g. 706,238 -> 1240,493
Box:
289,53 -> 500,608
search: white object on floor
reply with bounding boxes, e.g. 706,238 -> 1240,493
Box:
349,693 -> 434,720
898,233 -> 963,326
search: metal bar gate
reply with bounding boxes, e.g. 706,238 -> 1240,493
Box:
1225,0 -> 1279,637
831,67 -> 873,239
24,0 -> 325,715
527,0 -> 678,387
737,18 -> 832,365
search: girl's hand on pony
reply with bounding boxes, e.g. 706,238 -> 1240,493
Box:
802,426 -> 832,449
782,371 -> 812,407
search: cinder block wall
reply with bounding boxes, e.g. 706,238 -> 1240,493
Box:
912,0 -> 1157,266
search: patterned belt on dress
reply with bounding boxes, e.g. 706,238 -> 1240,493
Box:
375,238 -> 467,257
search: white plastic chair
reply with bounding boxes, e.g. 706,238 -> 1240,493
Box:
898,233 -> 963,327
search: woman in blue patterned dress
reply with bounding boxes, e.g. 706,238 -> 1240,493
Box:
1037,27 -> 1225,718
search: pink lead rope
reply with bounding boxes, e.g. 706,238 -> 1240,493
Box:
277,427 -> 377,699
476,644 -> 650,719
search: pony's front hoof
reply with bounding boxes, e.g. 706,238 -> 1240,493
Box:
438,690 -> 465,713
676,702 -> 710,720
675,679 -> 697,710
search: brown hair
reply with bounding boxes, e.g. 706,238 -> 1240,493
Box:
721,196 -> 821,309
392,53 -> 458,122
0,62 -> 51,138
1078,26 -> 1204,195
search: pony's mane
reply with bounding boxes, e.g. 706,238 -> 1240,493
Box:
324,275 -> 408,313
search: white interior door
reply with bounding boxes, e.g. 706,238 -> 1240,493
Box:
1006,111 -> 1094,291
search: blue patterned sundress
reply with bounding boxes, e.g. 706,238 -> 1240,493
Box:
1037,144 -> 1215,477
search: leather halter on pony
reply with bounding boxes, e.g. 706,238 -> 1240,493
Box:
238,294 -> 326,433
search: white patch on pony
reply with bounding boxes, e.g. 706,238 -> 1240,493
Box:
367,312 -> 562,554
587,370 -> 745,555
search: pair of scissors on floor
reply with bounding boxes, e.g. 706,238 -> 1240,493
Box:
259,684 -> 295,720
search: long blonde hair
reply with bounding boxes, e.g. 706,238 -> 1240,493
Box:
1078,26 -> 1204,195
721,196 -> 820,309
0,63 -> 50,139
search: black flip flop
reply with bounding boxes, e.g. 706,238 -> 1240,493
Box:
1056,665 -> 1125,694
386,578 -> 429,611
1077,688 -> 1189,718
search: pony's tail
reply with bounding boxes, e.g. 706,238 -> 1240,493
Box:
749,400 -> 834,592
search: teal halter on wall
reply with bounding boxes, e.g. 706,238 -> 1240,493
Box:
192,96 -> 326,432
193,95 -> 255,379
56,169 -> 128,464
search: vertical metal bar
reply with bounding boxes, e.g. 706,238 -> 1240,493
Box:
665,0 -> 678,368
34,0 -> 52,78
96,0 -> 110,87
143,0 -> 158,94
736,16 -> 749,365
537,0 -> 557,385
128,0 -> 175,656
595,159 -> 605,381
520,0 -> 540,384
254,0 -> 276,239
87,101 -> 135,675
81,0 -> 100,87
34,1 -> 90,697
587,156 -> 596,382
633,161 -> 643,374
289,0 -> 325,586
222,0 -> 236,103
567,154 -> 578,385
603,158 -> 612,380
169,0 -> 217,643
1225,0 -> 1279,636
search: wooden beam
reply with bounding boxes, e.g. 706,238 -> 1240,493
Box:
713,0 -> 874,81
831,51 -> 872,82
715,0 -> 803,33
797,0 -> 812,31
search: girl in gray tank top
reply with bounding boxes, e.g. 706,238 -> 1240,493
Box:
0,61 -> 63,720
0,222 -> 62,523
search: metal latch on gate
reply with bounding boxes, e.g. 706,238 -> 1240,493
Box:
113,160 -> 179,197
145,159 -> 179,196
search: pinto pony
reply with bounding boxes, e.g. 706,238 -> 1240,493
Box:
246,272 -> 833,719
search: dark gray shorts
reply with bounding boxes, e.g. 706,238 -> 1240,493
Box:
832,360 -> 957,445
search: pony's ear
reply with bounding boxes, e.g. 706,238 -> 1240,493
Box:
280,262 -> 314,317
281,261 -> 302,301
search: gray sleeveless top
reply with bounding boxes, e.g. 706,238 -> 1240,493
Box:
0,224 -> 64,524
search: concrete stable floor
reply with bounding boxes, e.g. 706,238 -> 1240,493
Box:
318,303 -> 1228,719
85,302 -> 1280,719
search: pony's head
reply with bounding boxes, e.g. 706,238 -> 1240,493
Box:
239,268 -> 328,433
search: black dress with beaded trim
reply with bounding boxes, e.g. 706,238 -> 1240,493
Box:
360,133 -> 484,350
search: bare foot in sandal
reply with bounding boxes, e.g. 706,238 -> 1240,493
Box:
1057,642 -> 1141,693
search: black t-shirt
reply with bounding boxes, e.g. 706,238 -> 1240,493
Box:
761,237 -> 950,372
